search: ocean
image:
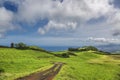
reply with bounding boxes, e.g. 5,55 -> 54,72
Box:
41,45 -> 120,52
41,46 -> 79,51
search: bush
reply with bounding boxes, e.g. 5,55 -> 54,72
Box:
55,53 -> 70,58
68,46 -> 98,52
79,46 -> 98,51
61,53 -> 70,58
78,48 -> 87,51
68,52 -> 77,56
15,42 -> 28,49
68,48 -> 78,51
0,68 -> 5,73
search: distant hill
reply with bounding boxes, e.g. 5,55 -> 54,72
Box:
0,45 -> 9,48
96,44 -> 120,53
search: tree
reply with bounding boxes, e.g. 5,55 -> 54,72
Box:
10,43 -> 14,48
68,48 -> 78,51
15,42 -> 28,49
80,46 -> 98,51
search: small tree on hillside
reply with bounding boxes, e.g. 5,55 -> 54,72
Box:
10,43 -> 14,48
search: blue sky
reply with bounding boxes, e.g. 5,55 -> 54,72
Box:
0,0 -> 120,46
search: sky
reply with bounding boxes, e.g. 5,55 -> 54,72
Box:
0,0 -> 120,46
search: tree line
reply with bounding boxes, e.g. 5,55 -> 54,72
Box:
10,42 -> 28,49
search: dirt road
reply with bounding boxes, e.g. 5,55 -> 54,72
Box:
15,62 -> 64,80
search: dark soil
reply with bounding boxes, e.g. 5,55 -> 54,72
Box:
15,62 -> 64,80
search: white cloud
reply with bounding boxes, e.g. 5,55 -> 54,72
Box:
0,7 -> 16,37
88,37 -> 120,43
38,20 -> 77,34
106,9 -> 120,36
17,0 -> 116,35
38,28 -> 45,35
0,0 -> 120,41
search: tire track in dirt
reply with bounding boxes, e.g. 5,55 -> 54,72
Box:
15,62 -> 64,80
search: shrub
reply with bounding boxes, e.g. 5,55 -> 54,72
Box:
61,53 -> 70,58
68,48 -> 78,51
79,46 -> 98,51
55,53 -> 70,58
0,68 -> 5,73
68,46 -> 98,52
15,42 -> 28,49
78,48 -> 87,51
67,52 -> 77,56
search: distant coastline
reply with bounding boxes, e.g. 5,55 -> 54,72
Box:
41,45 -> 120,53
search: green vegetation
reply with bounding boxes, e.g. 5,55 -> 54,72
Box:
68,46 -> 98,51
0,48 -> 54,80
15,42 -> 28,49
0,46 -> 120,80
54,51 -> 77,58
54,51 -> 120,80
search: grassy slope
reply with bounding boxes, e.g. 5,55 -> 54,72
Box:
54,51 -> 120,80
0,48 -> 54,80
0,48 -> 120,80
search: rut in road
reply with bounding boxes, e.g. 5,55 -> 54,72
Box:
15,62 -> 64,80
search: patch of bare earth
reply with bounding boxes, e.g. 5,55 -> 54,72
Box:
15,62 -> 64,80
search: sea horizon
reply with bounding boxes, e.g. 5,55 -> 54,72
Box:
40,46 -> 80,52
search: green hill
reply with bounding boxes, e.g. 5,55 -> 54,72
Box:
0,48 -> 120,80
0,48 -> 55,80
54,51 -> 120,80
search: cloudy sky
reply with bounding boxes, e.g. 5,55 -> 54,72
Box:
0,0 -> 120,46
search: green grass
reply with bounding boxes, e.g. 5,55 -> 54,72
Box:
54,51 -> 120,80
0,48 -> 120,80
0,48 -> 54,80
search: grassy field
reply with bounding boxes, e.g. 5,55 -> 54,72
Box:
0,48 -> 120,80
0,48 -> 54,80
54,51 -> 120,80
